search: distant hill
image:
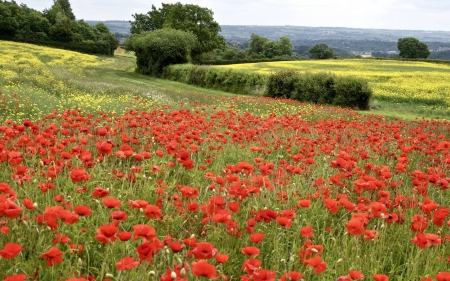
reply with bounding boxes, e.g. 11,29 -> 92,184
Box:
89,21 -> 450,54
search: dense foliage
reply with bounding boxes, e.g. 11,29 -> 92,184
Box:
398,37 -> 431,59
309,44 -> 334,59
162,64 -> 267,95
124,29 -> 197,76
0,0 -> 118,56
265,70 -> 372,110
130,2 -> 225,62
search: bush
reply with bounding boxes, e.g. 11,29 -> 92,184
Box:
332,76 -> 372,109
265,70 -> 299,99
124,29 -> 197,76
162,64 -> 266,95
266,71 -> 372,110
294,72 -> 336,104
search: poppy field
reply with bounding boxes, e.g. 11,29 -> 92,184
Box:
1,42 -> 450,281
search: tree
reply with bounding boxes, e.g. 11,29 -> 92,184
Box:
129,2 -> 225,62
262,41 -> 283,58
124,28 -> 197,76
309,44 -> 334,59
279,36 -> 293,56
248,33 -> 268,56
53,0 -> 75,20
0,2 -> 19,36
94,23 -> 119,56
49,12 -> 75,42
397,37 -> 430,59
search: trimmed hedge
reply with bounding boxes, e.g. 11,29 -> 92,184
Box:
267,71 -> 372,110
162,64 -> 372,109
162,64 -> 267,95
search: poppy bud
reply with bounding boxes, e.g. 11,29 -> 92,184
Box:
148,271 -> 155,276
180,268 -> 186,277
170,271 -> 177,279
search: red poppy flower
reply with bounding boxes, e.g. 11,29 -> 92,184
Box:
411,232 -> 431,249
348,270 -> 365,280
324,199 -> 340,214
118,231 -> 132,241
192,260 -> 217,279
242,258 -> 262,275
144,204 -> 162,219
94,225 -> 118,244
116,257 -> 139,270
436,272 -> 450,281
216,253 -> 229,263
346,218 -> 365,235
136,242 -> 160,264
23,198 -> 35,210
133,224 -> 156,242
0,243 -> 23,259
69,244 -> 83,255
102,197 -> 122,209
252,269 -> 277,281
96,140 -> 113,156
183,237 -> 197,247
180,186 -> 199,199
41,247 -> 63,266
280,272 -> 303,281
364,230 -> 379,241
92,187 -> 110,198
297,199 -> 311,208
69,167 -> 90,182
241,246 -> 260,256
2,274 -> 27,281
188,242 -> 218,259
7,151 -> 23,166
74,205 -> 92,217
300,226 -> 314,238
168,241 -> 184,253
250,233 -> 265,244
373,274 -> 389,281
52,234 -> 71,244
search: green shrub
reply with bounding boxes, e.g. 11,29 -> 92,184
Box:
265,70 -> 299,99
163,64 -> 266,95
294,72 -> 336,104
266,71 -> 372,110
332,76 -> 372,109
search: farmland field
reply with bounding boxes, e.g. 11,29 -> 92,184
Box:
217,60 -> 450,119
0,41 -> 450,281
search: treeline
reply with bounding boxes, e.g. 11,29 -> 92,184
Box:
199,34 -> 355,63
0,0 -> 118,56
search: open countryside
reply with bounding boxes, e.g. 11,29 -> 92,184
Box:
217,60 -> 450,118
1,0 -> 450,280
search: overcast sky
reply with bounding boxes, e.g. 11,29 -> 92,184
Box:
17,0 -> 450,31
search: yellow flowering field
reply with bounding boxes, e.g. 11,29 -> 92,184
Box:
0,41 -> 160,122
216,60 -> 450,109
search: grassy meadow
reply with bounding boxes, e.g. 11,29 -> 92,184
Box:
0,41 -> 450,281
217,60 -> 450,119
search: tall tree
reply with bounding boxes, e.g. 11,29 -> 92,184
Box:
279,36 -> 293,56
397,37 -> 430,59
0,2 -> 20,36
129,2 -> 225,62
248,33 -> 268,56
53,0 -> 75,20
309,44 -> 334,59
